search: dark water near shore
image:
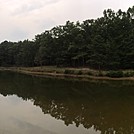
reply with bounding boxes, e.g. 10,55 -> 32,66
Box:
0,71 -> 134,134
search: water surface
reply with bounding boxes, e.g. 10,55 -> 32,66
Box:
0,71 -> 134,134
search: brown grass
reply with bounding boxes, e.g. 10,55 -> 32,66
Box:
0,66 -> 134,81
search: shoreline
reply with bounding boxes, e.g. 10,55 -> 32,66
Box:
0,67 -> 134,81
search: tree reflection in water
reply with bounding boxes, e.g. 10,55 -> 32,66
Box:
0,71 -> 134,134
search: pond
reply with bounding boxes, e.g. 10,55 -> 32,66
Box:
0,71 -> 134,134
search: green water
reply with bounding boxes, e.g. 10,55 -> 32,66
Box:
0,71 -> 134,134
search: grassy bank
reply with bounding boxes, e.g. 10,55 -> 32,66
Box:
0,66 -> 134,81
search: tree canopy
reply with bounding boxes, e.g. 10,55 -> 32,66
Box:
0,6 -> 134,70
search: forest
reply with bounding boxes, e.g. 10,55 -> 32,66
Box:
0,6 -> 134,70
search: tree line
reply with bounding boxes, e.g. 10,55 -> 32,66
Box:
0,6 -> 134,70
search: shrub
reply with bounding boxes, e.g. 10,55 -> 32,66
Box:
87,71 -> 93,75
64,69 -> 74,74
98,72 -> 104,76
77,70 -> 83,75
129,72 -> 134,76
106,70 -> 123,78
124,71 -> 134,77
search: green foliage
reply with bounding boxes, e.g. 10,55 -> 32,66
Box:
106,71 -> 124,78
76,70 -> 83,75
64,69 -> 74,74
98,72 -> 104,77
87,71 -> 93,76
123,71 -> 134,77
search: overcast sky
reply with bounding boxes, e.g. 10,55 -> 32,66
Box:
0,0 -> 134,42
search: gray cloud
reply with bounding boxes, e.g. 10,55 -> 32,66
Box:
10,29 -> 29,41
0,0 -> 133,42
12,0 -> 61,15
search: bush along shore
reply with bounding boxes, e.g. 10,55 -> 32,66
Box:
0,67 -> 134,81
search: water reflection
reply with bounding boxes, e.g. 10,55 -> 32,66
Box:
0,71 -> 134,134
